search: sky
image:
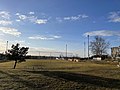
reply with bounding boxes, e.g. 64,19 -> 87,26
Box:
0,0 -> 120,57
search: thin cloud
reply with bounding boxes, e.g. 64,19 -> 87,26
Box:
35,19 -> 47,24
116,37 -> 120,42
28,35 -> 61,40
0,11 -> 10,20
56,17 -> 63,22
108,11 -> 120,22
0,39 -> 6,52
14,40 -> 25,43
29,47 -> 55,51
56,14 -> 88,22
15,12 -> 48,24
16,19 -> 21,22
18,15 -> 27,20
52,35 -> 61,38
63,14 -> 88,21
28,47 -> 56,56
15,13 -> 20,16
84,30 -> 120,37
0,20 -> 12,25
0,27 -> 21,36
29,36 -> 54,40
29,12 -> 35,15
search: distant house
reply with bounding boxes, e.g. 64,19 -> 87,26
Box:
92,55 -> 102,61
111,46 -> 120,59
91,55 -> 108,61
93,57 -> 101,61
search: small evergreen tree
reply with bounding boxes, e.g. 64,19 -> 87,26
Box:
7,43 -> 29,69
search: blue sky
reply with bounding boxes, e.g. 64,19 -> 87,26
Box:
0,0 -> 120,57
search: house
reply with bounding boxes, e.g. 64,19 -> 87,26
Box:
91,55 -> 108,61
111,46 -> 120,59
92,55 -> 102,61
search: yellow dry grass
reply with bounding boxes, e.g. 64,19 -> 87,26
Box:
0,59 -> 119,90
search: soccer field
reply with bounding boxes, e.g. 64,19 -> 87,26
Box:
0,59 -> 119,90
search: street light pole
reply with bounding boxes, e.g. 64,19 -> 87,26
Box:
88,35 -> 89,60
84,41 -> 86,58
39,51 -> 40,59
66,44 -> 67,60
6,41 -> 8,51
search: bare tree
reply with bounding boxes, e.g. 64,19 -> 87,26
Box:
90,36 -> 109,56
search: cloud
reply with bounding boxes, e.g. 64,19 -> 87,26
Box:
28,35 -> 61,40
63,14 -> 88,21
16,13 -> 48,24
16,19 -> 21,22
0,11 -> 10,20
116,37 -> 120,42
56,17 -> 63,22
0,27 -> 21,36
28,47 -> 56,56
18,15 -> 27,20
0,20 -> 12,25
15,13 -> 20,16
84,30 -> 120,37
56,14 -> 88,22
28,47 -> 73,56
14,40 -> 25,43
29,36 -> 53,40
0,39 -> 6,52
108,11 -> 120,22
29,12 -> 35,15
13,40 -> 27,46
35,19 -> 47,24
52,35 -> 61,38
29,47 -> 55,51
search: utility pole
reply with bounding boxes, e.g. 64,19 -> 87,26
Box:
88,35 -> 89,60
66,44 -> 67,60
39,51 -> 40,59
84,41 -> 86,58
6,41 -> 8,51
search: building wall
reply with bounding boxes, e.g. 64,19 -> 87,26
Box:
111,46 -> 120,58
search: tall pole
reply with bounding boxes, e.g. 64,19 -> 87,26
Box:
50,52 -> 51,59
84,41 -> 86,58
66,44 -> 67,60
6,41 -> 8,51
88,35 -> 89,60
39,51 -> 40,59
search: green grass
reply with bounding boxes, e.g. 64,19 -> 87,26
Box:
0,59 -> 119,90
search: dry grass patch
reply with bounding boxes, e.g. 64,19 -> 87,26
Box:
0,59 -> 119,90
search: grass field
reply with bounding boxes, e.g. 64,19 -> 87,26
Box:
0,59 -> 119,90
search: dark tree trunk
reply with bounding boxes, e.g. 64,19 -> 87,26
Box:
13,60 -> 17,69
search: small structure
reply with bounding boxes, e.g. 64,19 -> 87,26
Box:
93,57 -> 101,61
92,55 -> 109,61
92,55 -> 102,61
74,59 -> 79,62
111,46 -> 120,60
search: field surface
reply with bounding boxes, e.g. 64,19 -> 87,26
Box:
0,59 -> 119,90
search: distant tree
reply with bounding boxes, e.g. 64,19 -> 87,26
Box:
90,36 -> 110,56
7,43 -> 29,69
